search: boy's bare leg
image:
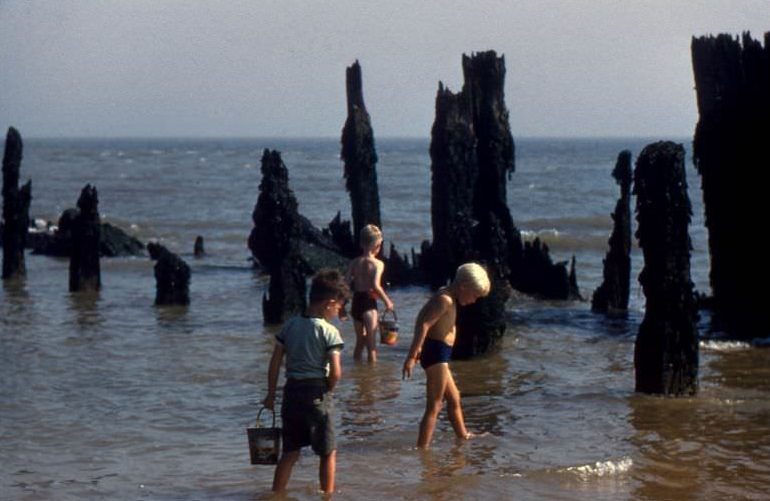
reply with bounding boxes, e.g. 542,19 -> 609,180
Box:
353,321 -> 365,361
417,363 -> 449,448
272,450 -> 300,492
444,370 -> 471,440
319,449 -> 336,493
362,310 -> 378,363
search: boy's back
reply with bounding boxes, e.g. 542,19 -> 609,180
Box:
263,269 -> 348,493
279,316 -> 343,380
348,255 -> 383,292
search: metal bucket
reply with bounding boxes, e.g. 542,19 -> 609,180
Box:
247,407 -> 281,465
379,310 -> 399,346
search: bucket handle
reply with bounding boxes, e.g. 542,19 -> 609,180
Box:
256,406 -> 276,428
382,309 -> 397,322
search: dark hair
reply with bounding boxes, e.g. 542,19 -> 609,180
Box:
309,268 -> 350,304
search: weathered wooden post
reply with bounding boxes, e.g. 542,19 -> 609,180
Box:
592,150 -> 633,314
428,83 -> 478,288
341,60 -> 381,245
633,141 -> 698,395
69,185 -> 101,292
692,32 -> 770,339
2,127 -> 32,280
148,242 -> 190,306
193,236 -> 205,257
248,149 -> 307,323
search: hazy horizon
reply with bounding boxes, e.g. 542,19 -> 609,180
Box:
1,1 -> 766,139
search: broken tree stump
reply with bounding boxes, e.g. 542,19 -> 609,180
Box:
69,185 -> 101,292
2,127 -> 32,280
633,141 -> 698,396
148,242 -> 191,306
341,60 -> 382,245
692,32 -> 770,339
592,150 -> 633,314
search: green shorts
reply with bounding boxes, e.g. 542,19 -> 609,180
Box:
281,378 -> 335,456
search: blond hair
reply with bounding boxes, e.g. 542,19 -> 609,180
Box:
453,263 -> 491,297
359,224 -> 383,250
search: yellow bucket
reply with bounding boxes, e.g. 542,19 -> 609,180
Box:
247,407 -> 281,465
379,310 -> 399,346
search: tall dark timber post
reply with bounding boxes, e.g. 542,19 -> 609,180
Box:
633,142 -> 698,396
248,149 -> 308,324
341,60 -> 381,246
69,184 -> 101,292
2,127 -> 32,280
692,32 -> 770,340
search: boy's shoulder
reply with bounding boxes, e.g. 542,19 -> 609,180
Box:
367,255 -> 385,268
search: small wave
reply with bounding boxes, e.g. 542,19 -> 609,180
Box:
700,340 -> 751,352
562,457 -> 633,478
521,229 -> 560,240
523,215 -> 611,231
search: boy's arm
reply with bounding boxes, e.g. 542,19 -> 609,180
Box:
402,295 -> 450,379
263,342 -> 284,410
327,350 -> 342,392
373,260 -> 394,311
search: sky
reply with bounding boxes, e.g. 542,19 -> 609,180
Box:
0,1 -> 767,138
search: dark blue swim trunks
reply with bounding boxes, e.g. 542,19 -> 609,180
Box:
420,337 -> 453,369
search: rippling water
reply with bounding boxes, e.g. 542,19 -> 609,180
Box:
1,138 -> 768,500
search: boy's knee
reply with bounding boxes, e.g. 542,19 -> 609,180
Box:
426,401 -> 444,415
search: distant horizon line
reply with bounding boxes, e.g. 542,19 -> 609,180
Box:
12,134 -> 693,142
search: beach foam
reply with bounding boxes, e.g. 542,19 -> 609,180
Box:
700,340 -> 751,352
562,457 -> 633,478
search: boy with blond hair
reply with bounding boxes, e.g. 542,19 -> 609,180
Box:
346,224 -> 394,363
402,262 -> 491,448
263,269 -> 350,493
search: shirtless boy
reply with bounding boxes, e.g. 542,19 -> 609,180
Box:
346,224 -> 394,363
402,263 -> 491,448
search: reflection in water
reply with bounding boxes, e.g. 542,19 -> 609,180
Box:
2,279 -> 32,320
68,290 -> 103,329
340,363 -> 402,440
2,278 -> 30,301
452,349 -> 509,437
154,303 -> 190,327
628,395 -> 706,501
420,446 -> 468,479
416,444 -> 493,501
629,366 -> 770,501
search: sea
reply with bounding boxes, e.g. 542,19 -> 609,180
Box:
1,137 -> 769,500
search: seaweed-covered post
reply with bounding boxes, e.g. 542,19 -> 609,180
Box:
633,142 -> 698,395
462,51 -> 520,275
69,185 -> 101,292
592,150 -> 633,313
248,149 -> 307,323
428,83 -> 478,288
2,127 -> 32,280
692,32 -> 770,339
148,243 -> 190,305
341,60 -> 381,245
453,51 -> 519,358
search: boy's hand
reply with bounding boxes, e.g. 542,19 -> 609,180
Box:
262,393 -> 275,410
402,357 -> 416,380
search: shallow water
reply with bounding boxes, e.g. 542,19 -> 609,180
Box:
1,138 -> 768,500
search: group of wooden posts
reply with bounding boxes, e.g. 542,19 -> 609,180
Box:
3,32 -> 768,397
